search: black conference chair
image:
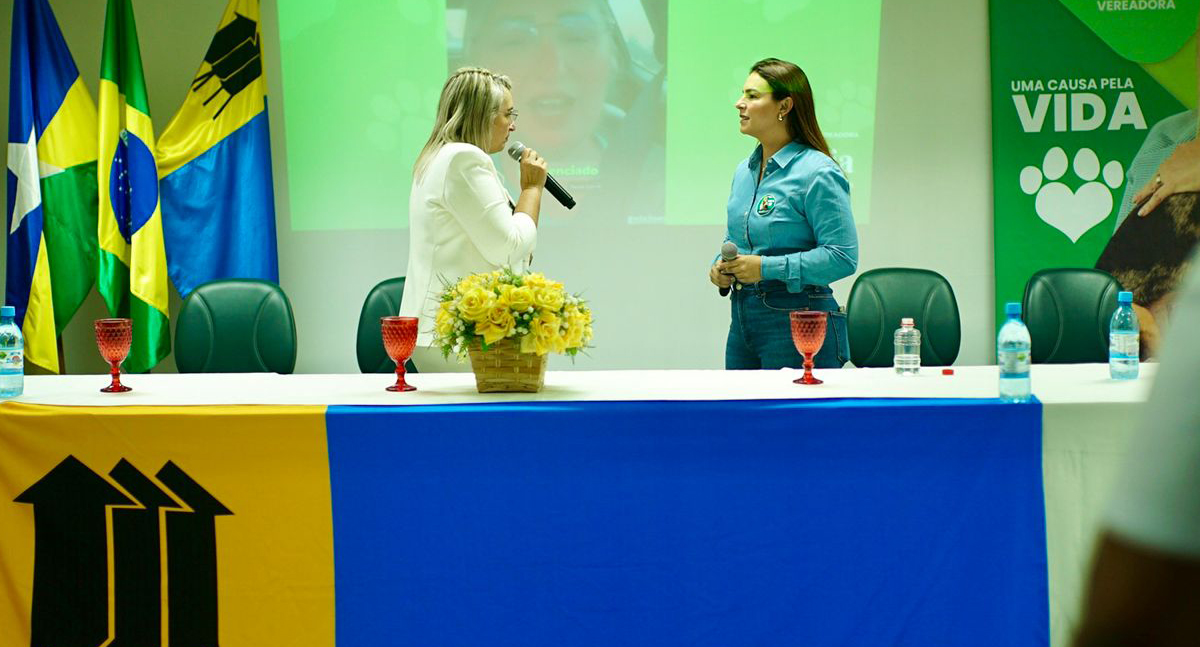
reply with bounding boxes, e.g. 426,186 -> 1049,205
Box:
846,268 -> 961,367
1021,268 -> 1122,363
356,276 -> 416,374
175,279 -> 297,373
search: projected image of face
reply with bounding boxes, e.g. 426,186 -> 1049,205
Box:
467,0 -> 613,160
450,0 -> 667,223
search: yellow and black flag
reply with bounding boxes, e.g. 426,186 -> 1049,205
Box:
157,0 -> 279,297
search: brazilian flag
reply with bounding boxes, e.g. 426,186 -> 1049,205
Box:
97,0 -> 170,373
5,0 -> 99,372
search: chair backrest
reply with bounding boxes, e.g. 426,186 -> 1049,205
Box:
1021,268 -> 1121,363
356,277 -> 410,373
847,268 -> 961,367
175,279 -> 297,373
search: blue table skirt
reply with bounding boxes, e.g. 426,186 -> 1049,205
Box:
327,398 -> 1047,647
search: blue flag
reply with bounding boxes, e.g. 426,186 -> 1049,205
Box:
156,0 -> 278,297
6,0 -> 98,371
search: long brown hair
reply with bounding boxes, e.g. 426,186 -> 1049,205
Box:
750,58 -> 833,159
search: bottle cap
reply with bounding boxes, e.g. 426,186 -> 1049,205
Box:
901,317 -> 914,326
1118,291 -> 1133,304
1005,302 -> 1021,317
0,305 -> 13,317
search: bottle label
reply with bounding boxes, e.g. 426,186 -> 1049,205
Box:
999,349 -> 1029,377
1109,332 -> 1138,359
0,349 -> 22,370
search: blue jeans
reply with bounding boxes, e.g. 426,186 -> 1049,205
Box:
725,282 -> 849,370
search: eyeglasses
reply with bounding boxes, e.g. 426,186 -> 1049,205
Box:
504,109 -> 519,122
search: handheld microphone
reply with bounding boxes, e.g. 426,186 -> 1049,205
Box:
718,242 -> 738,297
507,141 -> 576,210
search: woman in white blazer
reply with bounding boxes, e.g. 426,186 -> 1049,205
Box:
400,67 -> 549,372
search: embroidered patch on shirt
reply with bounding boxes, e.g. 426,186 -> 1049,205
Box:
756,194 -> 777,215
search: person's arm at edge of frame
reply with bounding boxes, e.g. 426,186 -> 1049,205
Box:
1073,532 -> 1200,647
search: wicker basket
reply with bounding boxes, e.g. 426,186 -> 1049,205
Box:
467,338 -> 547,393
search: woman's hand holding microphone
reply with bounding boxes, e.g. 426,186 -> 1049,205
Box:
710,248 -> 764,299
514,147 -> 548,225
519,147 -> 548,190
713,255 -> 763,285
709,264 -> 734,289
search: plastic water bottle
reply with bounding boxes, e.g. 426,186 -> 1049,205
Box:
997,302 -> 1031,403
0,305 -> 24,398
1109,291 -> 1139,380
893,317 -> 921,375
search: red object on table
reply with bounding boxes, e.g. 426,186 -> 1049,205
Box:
94,318 -> 133,393
789,310 -> 828,385
381,316 -> 418,392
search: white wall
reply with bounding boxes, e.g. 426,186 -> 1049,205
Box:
0,0 -> 995,375
863,0 -> 995,364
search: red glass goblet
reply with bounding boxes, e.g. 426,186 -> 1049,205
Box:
381,316 -> 418,392
790,310 -> 828,385
94,318 -> 133,393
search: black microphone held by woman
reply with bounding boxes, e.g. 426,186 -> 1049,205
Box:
719,242 -> 738,296
509,141 -> 576,209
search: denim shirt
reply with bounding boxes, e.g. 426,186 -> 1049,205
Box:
724,140 -> 859,292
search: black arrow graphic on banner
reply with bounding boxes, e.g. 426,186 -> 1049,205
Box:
14,455 -> 133,647
108,459 -> 180,647
191,13 -> 262,119
157,460 -> 233,647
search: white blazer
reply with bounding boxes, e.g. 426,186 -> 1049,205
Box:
399,143 -> 537,346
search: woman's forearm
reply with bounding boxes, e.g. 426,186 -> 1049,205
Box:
515,187 -> 542,226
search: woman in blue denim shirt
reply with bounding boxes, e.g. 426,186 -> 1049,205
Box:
710,58 -> 859,369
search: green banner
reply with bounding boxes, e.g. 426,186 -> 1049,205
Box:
989,0 -> 1196,333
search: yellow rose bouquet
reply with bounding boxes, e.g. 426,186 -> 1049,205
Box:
433,268 -> 594,361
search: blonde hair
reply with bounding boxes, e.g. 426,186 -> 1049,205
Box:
413,67 -> 512,181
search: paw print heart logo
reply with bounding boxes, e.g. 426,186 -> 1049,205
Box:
1019,147 -> 1124,243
